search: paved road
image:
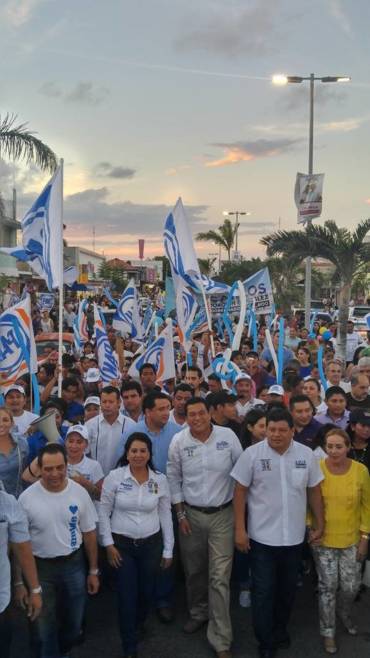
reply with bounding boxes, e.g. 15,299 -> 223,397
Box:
11,577 -> 370,657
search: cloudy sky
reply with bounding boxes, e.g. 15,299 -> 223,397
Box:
1,0 -> 370,261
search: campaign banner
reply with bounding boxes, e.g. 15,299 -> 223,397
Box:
295,172 -> 324,224
0,296 -> 38,389
38,293 -> 55,311
243,268 -> 274,315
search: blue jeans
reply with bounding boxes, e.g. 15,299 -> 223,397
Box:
31,548 -> 87,658
114,531 -> 162,655
0,605 -> 11,658
250,540 -> 302,650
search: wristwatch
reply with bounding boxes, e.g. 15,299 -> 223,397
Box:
88,568 -> 100,576
31,586 -> 42,594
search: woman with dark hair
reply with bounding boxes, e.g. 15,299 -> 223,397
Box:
347,409 -> 370,474
99,432 -> 174,658
240,408 -> 267,449
297,346 -> 312,378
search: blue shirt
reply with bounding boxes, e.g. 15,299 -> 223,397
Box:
0,488 -> 30,613
27,425 -> 68,464
128,420 -> 182,474
261,346 -> 294,367
314,410 -> 350,430
293,419 -> 322,449
0,436 -> 29,498
65,401 -> 84,422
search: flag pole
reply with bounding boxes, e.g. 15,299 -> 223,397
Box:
199,279 -> 215,358
57,159 -> 64,397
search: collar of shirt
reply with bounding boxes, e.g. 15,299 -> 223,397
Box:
98,412 -> 124,427
121,464 -> 156,484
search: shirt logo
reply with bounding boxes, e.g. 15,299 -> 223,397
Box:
69,505 -> 78,549
216,441 -> 229,451
184,446 -> 197,457
148,479 -> 159,494
295,460 -> 307,469
118,481 -> 133,492
260,459 -> 272,471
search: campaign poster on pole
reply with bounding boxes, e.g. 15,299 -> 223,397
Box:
294,173 -> 324,224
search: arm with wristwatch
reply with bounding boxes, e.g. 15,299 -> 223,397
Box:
11,541 -> 42,620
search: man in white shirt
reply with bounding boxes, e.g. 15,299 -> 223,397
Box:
232,407 -> 324,658
86,386 -> 137,475
18,443 -> 99,658
121,381 -> 144,422
343,320 -> 364,364
234,374 -> 263,420
323,361 -> 350,394
167,397 -> 242,658
4,385 -> 38,435
169,384 -> 193,426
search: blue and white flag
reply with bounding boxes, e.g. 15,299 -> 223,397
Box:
93,304 -> 120,384
0,166 -> 63,290
38,293 -> 55,311
63,266 -> 78,286
0,296 -> 38,390
128,320 -> 175,382
185,307 -> 208,341
243,267 -> 274,315
195,274 -> 230,295
112,279 -> 135,335
176,280 -> 198,351
164,198 -> 201,290
103,287 -> 118,308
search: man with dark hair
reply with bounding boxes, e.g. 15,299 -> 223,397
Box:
289,395 -> 322,448
86,386 -> 136,475
167,398 -> 242,658
207,373 -> 223,394
346,373 -> 370,411
139,362 -> 160,394
19,444 -> 99,657
61,376 -> 84,423
207,391 -> 242,438
128,391 -> 182,622
315,386 -> 350,429
121,380 -> 144,422
170,384 -> 193,426
232,408 -> 324,658
184,365 -> 204,397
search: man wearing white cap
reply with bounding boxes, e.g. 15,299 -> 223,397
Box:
4,385 -> 38,435
84,396 -> 101,422
266,385 -> 284,404
234,374 -> 264,420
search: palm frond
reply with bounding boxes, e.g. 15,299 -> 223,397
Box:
0,113 -> 57,172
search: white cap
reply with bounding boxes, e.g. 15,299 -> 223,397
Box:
3,384 -> 26,397
84,396 -> 101,408
267,384 -> 284,396
234,373 -> 252,384
85,353 -> 97,360
66,424 -> 89,442
85,368 -> 101,383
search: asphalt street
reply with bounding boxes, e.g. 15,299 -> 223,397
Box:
10,576 -> 370,658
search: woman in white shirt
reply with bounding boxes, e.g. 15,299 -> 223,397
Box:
99,432 -> 174,658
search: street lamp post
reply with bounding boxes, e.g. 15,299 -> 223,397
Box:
223,210 -> 251,256
272,73 -> 350,328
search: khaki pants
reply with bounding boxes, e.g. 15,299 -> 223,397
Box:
312,544 -> 362,638
179,504 -> 234,652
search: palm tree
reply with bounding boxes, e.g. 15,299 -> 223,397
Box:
0,113 -> 57,172
261,220 -> 370,363
198,257 -> 217,276
196,218 -> 236,261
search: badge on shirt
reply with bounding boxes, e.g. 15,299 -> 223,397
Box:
184,446 -> 197,457
295,460 -> 307,469
148,479 -> 159,494
68,505 -> 79,550
216,441 -> 229,451
118,481 -> 133,492
260,459 -> 272,472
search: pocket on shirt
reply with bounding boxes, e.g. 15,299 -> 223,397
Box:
291,469 -> 307,489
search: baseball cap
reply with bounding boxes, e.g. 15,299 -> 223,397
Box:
84,396 -> 101,408
267,385 -> 284,396
66,424 -> 89,441
349,409 -> 370,426
3,385 -> 26,397
85,368 -> 101,383
234,373 -> 252,384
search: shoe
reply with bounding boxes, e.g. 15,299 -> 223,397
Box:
239,589 -> 251,608
216,651 -> 232,658
323,637 -> 337,654
183,617 -> 207,634
338,615 -> 358,635
156,606 -> 174,623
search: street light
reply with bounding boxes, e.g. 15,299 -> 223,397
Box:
272,72 -> 350,328
223,210 -> 251,254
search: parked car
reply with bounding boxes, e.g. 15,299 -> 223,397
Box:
349,305 -> 370,321
35,333 -> 75,359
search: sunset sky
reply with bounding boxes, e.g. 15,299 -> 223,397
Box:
1,0 -> 370,262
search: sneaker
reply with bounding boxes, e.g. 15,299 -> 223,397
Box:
323,637 -> 337,654
239,589 -> 251,608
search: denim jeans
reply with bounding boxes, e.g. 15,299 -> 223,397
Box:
30,548 -> 87,658
250,540 -> 303,650
0,605 -> 12,658
114,531 -> 162,655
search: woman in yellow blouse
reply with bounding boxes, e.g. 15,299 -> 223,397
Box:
312,428 -> 370,654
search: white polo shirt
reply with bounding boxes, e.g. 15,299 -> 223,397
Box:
231,439 -> 323,547
167,425 -> 242,507
12,410 -> 39,435
19,479 -> 98,558
235,398 -> 264,419
98,466 -> 174,558
86,413 -> 137,476
67,456 -> 104,484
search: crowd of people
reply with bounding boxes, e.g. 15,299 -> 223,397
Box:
1,302 -> 370,658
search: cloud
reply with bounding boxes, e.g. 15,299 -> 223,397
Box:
279,84 -> 348,112
38,82 -> 62,98
328,0 -> 353,37
66,82 -> 110,106
94,162 -> 136,179
1,0 -> 45,26
175,1 -> 283,57
319,118 -> 363,132
165,165 -> 191,176
205,138 -> 300,167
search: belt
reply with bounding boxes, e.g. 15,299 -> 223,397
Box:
185,500 -> 232,515
112,530 -> 161,548
35,547 -> 82,563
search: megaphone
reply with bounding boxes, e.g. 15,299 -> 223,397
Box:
29,410 -> 61,444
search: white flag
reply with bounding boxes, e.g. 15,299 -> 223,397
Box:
128,320 -> 175,382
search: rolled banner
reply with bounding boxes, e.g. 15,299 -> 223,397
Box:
277,317 -> 285,385
212,348 -> 241,390
309,311 -> 317,333
265,328 -> 279,382
250,308 -> 258,352
222,282 -> 238,346
232,281 -> 247,351
317,345 -> 328,392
